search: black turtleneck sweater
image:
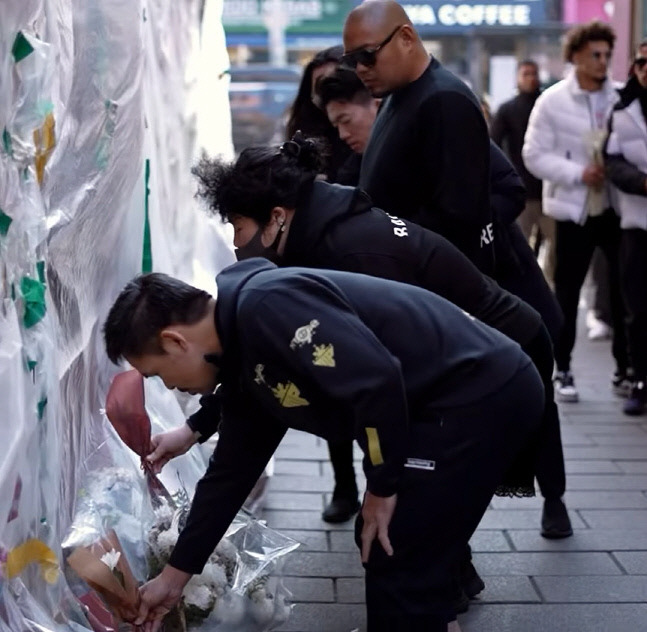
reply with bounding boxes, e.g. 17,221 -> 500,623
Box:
359,58 -> 494,277
490,90 -> 542,200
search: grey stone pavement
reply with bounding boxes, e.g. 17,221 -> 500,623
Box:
264,315 -> 647,632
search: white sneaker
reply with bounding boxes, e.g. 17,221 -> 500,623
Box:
554,371 -> 579,403
586,311 -> 611,341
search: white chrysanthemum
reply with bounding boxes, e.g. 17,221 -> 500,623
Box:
153,499 -> 174,526
99,549 -> 121,571
272,594 -> 292,625
155,528 -> 178,555
212,590 -> 245,624
248,594 -> 275,625
198,562 -> 228,589
214,539 -> 237,562
182,582 -> 214,611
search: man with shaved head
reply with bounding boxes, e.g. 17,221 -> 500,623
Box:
343,0 -> 494,276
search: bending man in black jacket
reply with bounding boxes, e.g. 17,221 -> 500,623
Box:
105,260 -> 544,632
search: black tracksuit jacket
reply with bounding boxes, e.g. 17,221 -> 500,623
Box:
170,259 -> 533,574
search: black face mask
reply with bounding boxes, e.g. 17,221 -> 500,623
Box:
235,224 -> 284,263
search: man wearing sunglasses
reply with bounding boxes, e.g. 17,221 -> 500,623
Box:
604,40 -> 647,416
523,20 -> 629,406
342,0 -> 495,278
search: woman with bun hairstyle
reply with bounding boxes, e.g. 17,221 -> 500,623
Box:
185,132 -> 573,607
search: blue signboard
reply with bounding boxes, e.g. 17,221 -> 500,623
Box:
395,1 -> 546,32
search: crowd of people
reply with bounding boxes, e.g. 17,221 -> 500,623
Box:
101,3 -> 647,630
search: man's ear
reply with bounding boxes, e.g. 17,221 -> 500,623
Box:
399,24 -> 416,48
159,329 -> 189,354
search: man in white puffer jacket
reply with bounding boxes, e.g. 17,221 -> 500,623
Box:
605,41 -> 647,416
523,20 -> 629,404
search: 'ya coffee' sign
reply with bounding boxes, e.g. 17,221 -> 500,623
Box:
401,1 -> 546,30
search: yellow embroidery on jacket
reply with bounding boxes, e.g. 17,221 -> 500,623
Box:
272,382 -> 310,407
312,343 -> 335,367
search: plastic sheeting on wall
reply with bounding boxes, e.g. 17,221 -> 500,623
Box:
0,0 -> 236,628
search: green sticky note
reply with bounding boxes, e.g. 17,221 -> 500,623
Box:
37,397 -> 48,420
2,128 -> 13,156
142,158 -> 152,273
0,209 -> 12,236
12,32 -> 34,62
20,276 -> 47,328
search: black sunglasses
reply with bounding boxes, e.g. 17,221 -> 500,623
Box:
635,57 -> 647,69
341,25 -> 402,70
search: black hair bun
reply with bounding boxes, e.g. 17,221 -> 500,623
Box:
289,131 -> 327,174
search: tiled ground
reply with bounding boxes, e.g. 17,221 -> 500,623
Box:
266,321 -> 647,632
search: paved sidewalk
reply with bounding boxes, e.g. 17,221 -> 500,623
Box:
267,320 -> 647,632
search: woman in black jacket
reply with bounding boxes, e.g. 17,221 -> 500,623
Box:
192,133 -> 572,541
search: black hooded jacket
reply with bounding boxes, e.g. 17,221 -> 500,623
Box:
170,259 -> 532,574
282,180 -> 542,345
186,180 -> 542,446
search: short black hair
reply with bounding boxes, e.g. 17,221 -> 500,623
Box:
192,133 -> 326,225
563,20 -> 615,63
317,68 -> 373,111
104,273 -> 211,363
517,59 -> 538,71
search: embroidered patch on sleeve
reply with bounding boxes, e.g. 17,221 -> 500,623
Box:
312,343 -> 335,367
271,382 -> 310,407
254,364 -> 266,385
290,319 -> 319,349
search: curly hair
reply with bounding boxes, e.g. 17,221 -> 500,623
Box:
563,20 -> 615,63
192,133 -> 327,225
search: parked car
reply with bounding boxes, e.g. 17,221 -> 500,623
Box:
228,65 -> 301,153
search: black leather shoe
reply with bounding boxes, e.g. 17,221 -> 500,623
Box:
451,587 -> 470,615
541,498 -> 573,539
322,497 -> 360,523
460,559 -> 485,598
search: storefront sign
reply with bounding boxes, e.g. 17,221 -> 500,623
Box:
399,1 -> 546,29
223,0 -> 353,33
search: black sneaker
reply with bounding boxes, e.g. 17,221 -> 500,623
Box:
624,381 -> 646,416
554,371 -> 579,403
541,497 -> 573,539
613,371 -> 633,398
322,496 -> 360,523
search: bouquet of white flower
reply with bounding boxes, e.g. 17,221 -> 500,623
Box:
148,490 -> 297,631
64,463 -> 298,632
